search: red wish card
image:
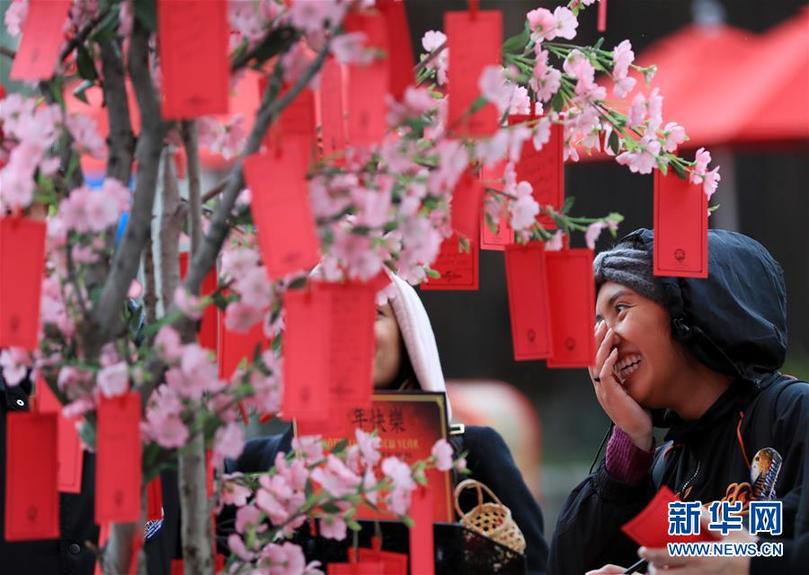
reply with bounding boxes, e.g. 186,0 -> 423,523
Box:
9,0 -> 71,81
261,78 -> 318,163
409,485 -> 435,575
511,117 -> 564,228
421,235 -> 479,291
345,12 -> 389,147
379,0 -> 415,100
451,168 -> 483,241
654,170 -> 708,278
328,560 -> 384,575
479,161 -> 512,251
282,288 -> 331,422
445,10 -> 502,138
158,0 -> 229,119
505,243 -> 552,361
319,58 -> 347,157
96,393 -> 142,523
244,147 -> 321,279
296,392 -> 453,522
217,315 -> 267,380
0,216 -> 47,350
358,540 -> 408,575
546,248 -> 595,368
179,252 -> 218,352
147,478 -> 163,521
34,379 -> 83,494
622,486 -> 720,548
4,412 -> 59,540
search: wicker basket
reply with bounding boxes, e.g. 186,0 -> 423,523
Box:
453,478 -> 526,554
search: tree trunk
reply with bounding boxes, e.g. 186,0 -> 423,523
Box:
179,431 -> 213,575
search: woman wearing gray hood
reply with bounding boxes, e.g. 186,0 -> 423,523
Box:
549,228 -> 809,575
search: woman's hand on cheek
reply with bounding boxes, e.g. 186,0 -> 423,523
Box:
589,321 -> 653,451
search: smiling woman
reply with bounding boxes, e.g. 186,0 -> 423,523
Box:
549,228 -> 809,575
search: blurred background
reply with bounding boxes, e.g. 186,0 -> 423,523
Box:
2,0 -> 807,537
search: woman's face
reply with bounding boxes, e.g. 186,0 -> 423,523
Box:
595,281 -> 683,408
373,303 -> 404,389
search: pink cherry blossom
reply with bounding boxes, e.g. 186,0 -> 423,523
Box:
310,455 -> 361,498
526,8 -> 557,41
234,503 -> 262,532
331,32 -> 373,65
431,439 -> 453,472
142,386 -> 188,448
531,49 -> 562,103
228,534 -> 255,561
220,245 -> 260,281
97,361 -> 129,397
65,113 -> 106,159
702,166 -> 721,199
533,117 -> 552,151
319,515 -> 347,540
221,480 -> 252,508
421,30 -> 448,85
690,147 -> 712,184
615,134 -> 661,175
545,230 -> 564,251
509,182 -> 540,231
4,0 -> 27,37
292,435 -> 325,465
0,348 -> 30,386
225,301 -> 264,334
213,422 -> 246,465
355,429 -> 381,468
261,542 -> 309,575
287,0 -> 345,34
612,40 -> 637,97
174,287 -> 205,320
155,325 -> 183,363
662,122 -> 688,153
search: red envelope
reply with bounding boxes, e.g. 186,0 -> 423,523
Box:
9,0 -> 71,81
147,478 -> 163,521
319,58 -> 347,157
345,12 -> 390,146
479,162 -> 512,251
328,562 -> 385,575
0,216 -> 47,350
158,0 -> 229,119
510,116 -> 564,229
217,315 -> 267,380
179,252 -> 218,352
261,79 -> 318,163
505,243 -> 552,361
281,288 -> 331,422
653,171 -> 709,278
4,411 -> 59,540
409,485 -> 435,575
622,486 -> 720,548
444,10 -> 502,138
96,393 -> 142,523
451,168 -> 483,241
545,248 -> 595,368
38,378 -> 83,494
244,147 -> 321,279
421,235 -> 479,291
378,0 -> 415,100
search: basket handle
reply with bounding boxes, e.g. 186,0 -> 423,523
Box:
453,478 -> 503,518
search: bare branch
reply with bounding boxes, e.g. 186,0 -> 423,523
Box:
59,6 -> 112,62
230,25 -> 297,72
201,179 -> 227,204
100,38 -> 135,183
88,17 -> 165,354
179,432 -> 213,575
159,152 -> 183,314
181,121 -> 203,254
142,222 -> 158,326
0,45 -> 15,60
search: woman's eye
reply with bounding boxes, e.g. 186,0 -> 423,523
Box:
615,304 -> 628,314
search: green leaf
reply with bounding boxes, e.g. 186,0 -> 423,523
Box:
425,267 -> 440,279
671,160 -> 688,180
562,196 -> 575,214
656,158 -> 669,176
502,25 -> 529,55
72,80 -> 94,105
551,91 -> 565,114
77,44 -> 99,82
331,438 -> 349,454
133,0 -> 156,32
607,131 -> 621,155
593,37 -> 605,51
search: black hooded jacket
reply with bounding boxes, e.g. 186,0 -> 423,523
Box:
549,229 -> 809,575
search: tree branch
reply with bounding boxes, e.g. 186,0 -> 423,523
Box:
179,431 -> 212,575
100,38 -> 135,184
181,121 -> 203,254
143,221 -> 158,326
88,17 -> 165,354
159,151 -> 183,315
59,6 -> 112,62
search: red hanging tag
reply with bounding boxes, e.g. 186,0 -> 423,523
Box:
158,0 -> 229,119
281,288 -> 331,422
505,243 -> 553,361
179,252 -> 218,352
358,546 -> 408,575
261,78 -> 318,164
0,216 -> 47,350
444,10 -> 502,138
96,392 -> 142,523
217,316 -> 267,380
546,248 -> 596,368
479,162 -> 512,251
345,13 -> 390,147
598,0 -> 608,33
37,377 -> 83,494
146,478 -> 163,521
170,560 -> 184,575
9,0 -> 71,81
451,168 -> 483,241
378,0 -> 415,100
622,486 -> 719,547
4,411 -> 60,540
510,116 -> 565,229
328,561 -> 385,575
319,58 -> 347,157
653,170 -> 708,278
243,146 -> 321,279
421,235 -> 479,291
409,485 -> 435,575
